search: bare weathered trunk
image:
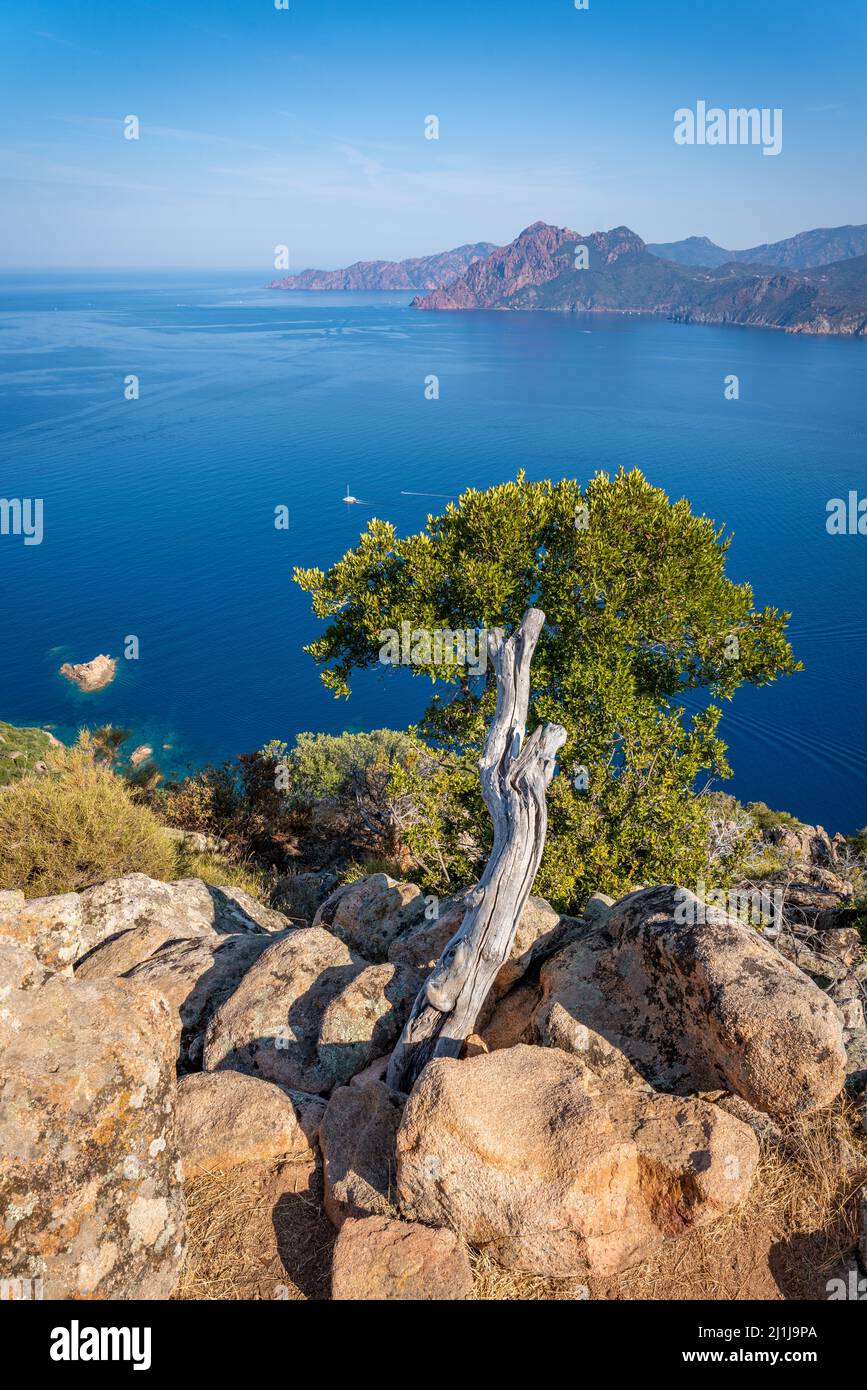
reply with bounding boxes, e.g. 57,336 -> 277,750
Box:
386,608 -> 566,1093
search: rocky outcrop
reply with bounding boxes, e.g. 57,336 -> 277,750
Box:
331,1215 -> 473,1301
77,874 -> 288,955
174,1071 -> 323,1178
416,221 -> 586,309
763,821 -> 837,867
267,242 -> 497,293
480,977 -> 541,1051
314,874 -> 428,961
75,919 -> 220,981
122,932 -> 283,1072
536,885 -> 846,1119
396,1046 -> 758,1278
3,873 -> 288,982
319,1080 -> 404,1228
59,654 -> 116,691
204,922 -> 414,1095
0,942 -> 185,1299
317,962 -> 418,1090
1,891 -> 85,973
272,869 -> 339,924
538,1003 -> 654,1092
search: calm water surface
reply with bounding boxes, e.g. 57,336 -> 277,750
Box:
1,272 -> 865,831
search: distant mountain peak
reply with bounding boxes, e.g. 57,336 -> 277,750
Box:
413,224 -> 649,310
412,219 -> 867,335
649,224 -> 867,270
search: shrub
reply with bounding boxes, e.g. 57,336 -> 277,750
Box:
273,729 -> 478,887
157,761 -> 247,840
848,826 -> 867,858
0,741 -> 177,896
0,721 -> 53,788
744,800 -> 802,833
174,847 -> 272,901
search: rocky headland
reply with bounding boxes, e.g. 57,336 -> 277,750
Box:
412,222 -> 867,336
267,241 -> 497,293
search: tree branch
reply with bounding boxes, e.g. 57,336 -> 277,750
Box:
386,608 -> 567,1092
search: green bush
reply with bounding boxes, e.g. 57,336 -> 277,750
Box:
0,721 -> 53,788
744,800 -> 802,833
848,827 -> 867,858
0,741 -> 177,896
272,729 -> 477,888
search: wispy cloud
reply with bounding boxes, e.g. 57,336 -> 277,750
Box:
55,114 -> 270,153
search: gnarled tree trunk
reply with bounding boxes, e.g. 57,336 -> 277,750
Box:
387,608 -> 566,1093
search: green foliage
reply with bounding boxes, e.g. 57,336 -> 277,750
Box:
744,800 -> 802,832
174,846 -> 272,901
273,728 -> 477,887
272,728 -> 416,811
294,470 -> 801,911
848,827 -> 867,859
0,721 -> 53,787
0,738 -> 177,896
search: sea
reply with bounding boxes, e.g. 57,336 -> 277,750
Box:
1,270 -> 865,832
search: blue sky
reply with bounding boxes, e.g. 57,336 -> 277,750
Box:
1,0 -> 865,269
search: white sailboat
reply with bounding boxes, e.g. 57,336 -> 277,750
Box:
343,482 -> 368,505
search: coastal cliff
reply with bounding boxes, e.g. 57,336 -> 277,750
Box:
411,222 -> 867,335
267,241 -> 497,293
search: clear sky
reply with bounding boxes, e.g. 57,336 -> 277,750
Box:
1,0 -> 865,270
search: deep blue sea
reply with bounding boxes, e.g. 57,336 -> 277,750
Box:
1,271 -> 866,832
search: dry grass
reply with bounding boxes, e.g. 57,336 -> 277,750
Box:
0,744 -> 177,895
470,1248 -> 591,1301
496,1097 -> 866,1304
174,846 -> 273,901
175,1159 -> 335,1302
174,1098 -> 865,1302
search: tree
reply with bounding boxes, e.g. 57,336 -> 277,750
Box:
294,470 -> 801,911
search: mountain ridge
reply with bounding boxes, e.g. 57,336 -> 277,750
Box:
267,241 -> 497,292
411,222 -> 867,336
648,224 -> 867,270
